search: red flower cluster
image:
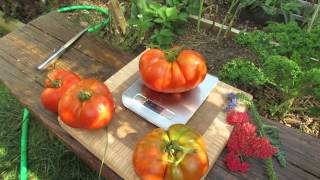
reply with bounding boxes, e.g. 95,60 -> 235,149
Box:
224,111 -> 277,173
226,111 -> 250,125
224,151 -> 250,172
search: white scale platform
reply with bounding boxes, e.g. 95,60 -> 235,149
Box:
122,74 -> 219,130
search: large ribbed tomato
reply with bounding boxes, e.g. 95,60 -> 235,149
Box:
58,79 -> 114,129
133,124 -> 209,180
139,48 -> 207,93
40,70 -> 81,112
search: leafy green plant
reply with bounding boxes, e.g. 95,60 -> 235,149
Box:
218,58 -> 267,86
128,0 -> 199,49
251,0 -> 302,22
235,22 -> 320,69
219,56 -> 320,117
165,0 -> 201,15
263,56 -> 301,94
263,55 -> 320,116
121,15 -> 154,50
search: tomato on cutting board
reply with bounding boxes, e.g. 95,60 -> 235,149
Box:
139,48 -> 207,93
58,79 -> 114,129
133,124 -> 209,180
40,70 -> 81,112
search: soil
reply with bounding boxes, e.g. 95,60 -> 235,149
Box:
202,0 -> 262,31
0,0 -> 71,23
176,23 -> 260,75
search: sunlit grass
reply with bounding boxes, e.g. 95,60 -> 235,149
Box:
0,83 -> 99,179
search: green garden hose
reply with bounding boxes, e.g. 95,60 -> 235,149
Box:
20,108 -> 29,180
57,5 -> 110,33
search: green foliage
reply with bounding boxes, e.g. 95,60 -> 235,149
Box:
151,28 -> 175,46
234,22 -> 320,117
218,58 -> 267,86
263,55 -> 302,94
295,68 -> 320,100
263,56 -> 320,116
165,0 -> 200,15
264,158 -> 278,180
252,0 -> 302,22
121,16 -> 154,50
263,125 -> 287,167
235,31 -> 273,57
129,0 -> 198,49
0,28 -> 6,37
221,55 -> 320,117
235,22 -> 320,69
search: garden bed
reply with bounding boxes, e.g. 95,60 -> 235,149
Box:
175,22 -> 319,138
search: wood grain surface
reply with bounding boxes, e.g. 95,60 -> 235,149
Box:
58,50 -> 250,179
0,11 -> 319,180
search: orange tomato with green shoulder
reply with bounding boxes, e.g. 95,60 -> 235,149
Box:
133,124 -> 209,180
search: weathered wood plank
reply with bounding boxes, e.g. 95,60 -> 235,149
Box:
266,120 -> 320,178
1,24 -> 116,81
29,11 -> 132,69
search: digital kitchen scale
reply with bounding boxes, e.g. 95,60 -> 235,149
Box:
122,74 -> 219,130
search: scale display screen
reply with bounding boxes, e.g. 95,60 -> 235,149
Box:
134,94 -> 175,120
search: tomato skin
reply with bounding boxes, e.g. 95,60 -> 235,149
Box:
58,79 -> 114,129
133,124 -> 209,180
40,70 -> 81,112
133,128 -> 168,180
139,49 -> 207,93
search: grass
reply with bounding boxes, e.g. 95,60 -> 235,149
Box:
0,83 -> 99,179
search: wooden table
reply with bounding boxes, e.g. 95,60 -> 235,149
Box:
0,12 -> 319,180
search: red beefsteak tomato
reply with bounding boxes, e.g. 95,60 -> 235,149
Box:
139,48 -> 207,93
40,70 -> 81,112
58,79 -> 114,129
133,124 -> 209,180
